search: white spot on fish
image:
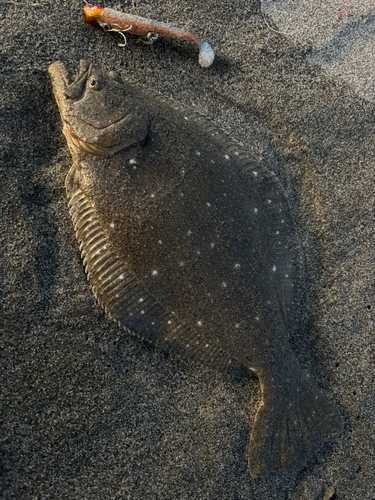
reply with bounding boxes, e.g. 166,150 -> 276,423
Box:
272,265 -> 277,271
222,282 -> 227,288
253,171 -> 258,177
282,219 -> 285,223
152,270 -> 158,276
120,274 -> 125,280
184,116 -> 188,120
235,152 -> 239,156
141,310 -> 145,314
235,323 -> 240,328
276,231 -> 279,235
168,320 -> 172,324
197,321 -> 202,326
187,230 -> 192,236
211,160 -> 215,164
255,316 -> 259,321
197,250 -> 201,255
179,261 -> 184,266
129,159 -> 136,165
285,274 -> 289,278
180,192 -> 184,197
254,208 -> 258,214
150,193 -> 155,198
234,263 -> 241,269
207,202 -> 211,207
268,199 -> 272,204
196,151 -> 201,156
210,243 -> 215,248
224,154 -> 230,160
139,298 -> 144,303
158,240 -> 162,244
110,222 -> 115,229
205,344 -> 209,348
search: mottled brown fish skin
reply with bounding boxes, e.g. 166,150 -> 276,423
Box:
49,60 -> 342,479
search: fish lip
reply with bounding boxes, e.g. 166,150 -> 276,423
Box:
65,112 -> 130,131
62,110 -> 133,152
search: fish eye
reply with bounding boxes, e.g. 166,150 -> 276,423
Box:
89,78 -> 99,89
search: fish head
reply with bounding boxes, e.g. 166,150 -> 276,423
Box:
49,60 -> 150,156
83,4 -> 104,25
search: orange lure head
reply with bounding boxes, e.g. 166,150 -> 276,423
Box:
84,4 -> 104,25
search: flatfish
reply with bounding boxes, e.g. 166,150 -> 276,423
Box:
49,60 -> 341,478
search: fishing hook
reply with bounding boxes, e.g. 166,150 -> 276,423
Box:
98,20 -> 133,47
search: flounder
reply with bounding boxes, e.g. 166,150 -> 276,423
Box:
49,60 -> 341,478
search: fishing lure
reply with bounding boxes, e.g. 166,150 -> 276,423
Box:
84,4 -> 215,67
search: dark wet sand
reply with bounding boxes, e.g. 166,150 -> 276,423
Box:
1,1 -> 374,498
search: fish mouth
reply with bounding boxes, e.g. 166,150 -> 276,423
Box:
63,123 -> 142,156
62,111 -> 139,156
66,112 -> 130,131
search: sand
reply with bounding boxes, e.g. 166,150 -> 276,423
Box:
1,0 -> 374,498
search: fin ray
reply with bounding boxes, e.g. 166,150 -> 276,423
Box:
247,370 -> 341,478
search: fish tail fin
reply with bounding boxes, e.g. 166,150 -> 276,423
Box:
247,370 -> 341,478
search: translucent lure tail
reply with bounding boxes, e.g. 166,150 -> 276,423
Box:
248,370 -> 341,478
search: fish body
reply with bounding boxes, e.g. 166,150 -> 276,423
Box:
49,60 -> 341,478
